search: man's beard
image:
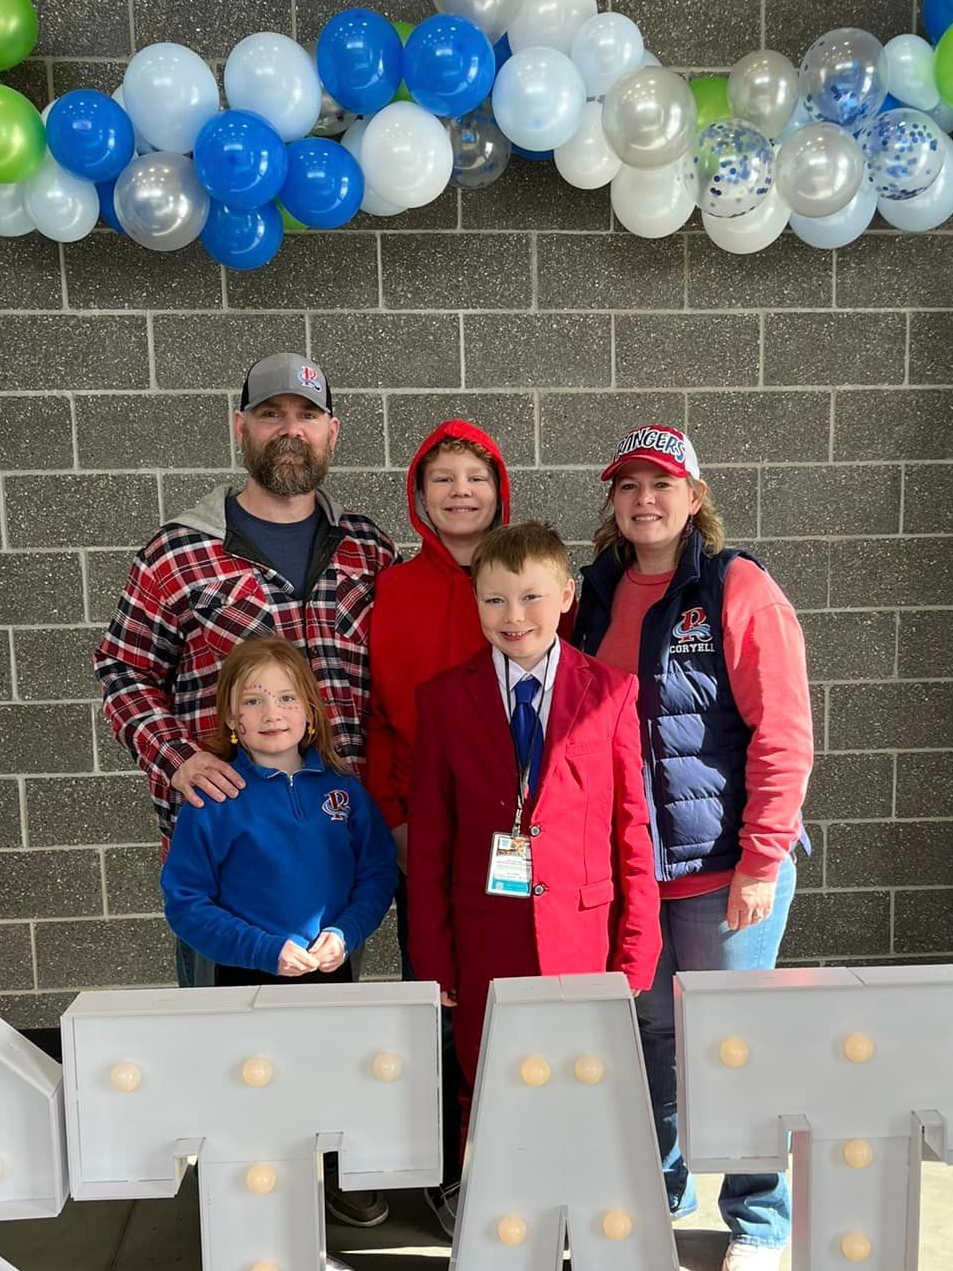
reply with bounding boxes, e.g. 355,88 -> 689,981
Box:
242,434 -> 332,496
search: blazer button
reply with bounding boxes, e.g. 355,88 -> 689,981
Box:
532,883 -> 546,896
529,824 -> 541,837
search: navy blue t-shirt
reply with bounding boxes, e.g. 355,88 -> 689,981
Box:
226,495 -> 322,599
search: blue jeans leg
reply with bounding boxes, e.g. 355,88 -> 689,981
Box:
636,854 -> 797,1248
175,937 -> 216,988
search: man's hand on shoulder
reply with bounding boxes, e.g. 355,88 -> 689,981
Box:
172,752 -> 246,809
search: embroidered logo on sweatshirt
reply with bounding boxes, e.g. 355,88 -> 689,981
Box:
322,789 -> 351,821
670,607 -> 715,655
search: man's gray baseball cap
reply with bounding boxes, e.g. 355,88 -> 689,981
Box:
239,352 -> 333,415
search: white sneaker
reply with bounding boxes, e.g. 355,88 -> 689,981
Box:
721,1243 -> 783,1271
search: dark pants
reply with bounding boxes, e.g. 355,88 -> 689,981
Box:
214,960 -> 354,987
396,874 -> 461,1185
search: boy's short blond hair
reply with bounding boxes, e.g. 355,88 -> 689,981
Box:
471,520 -> 570,585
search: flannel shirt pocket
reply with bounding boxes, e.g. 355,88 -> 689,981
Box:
192,575 -> 275,657
335,571 -> 375,645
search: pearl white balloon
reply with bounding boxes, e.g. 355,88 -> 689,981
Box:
22,153 -> 99,242
507,0 -> 597,57
728,49 -> 799,140
492,47 -> 586,152
113,152 -> 210,250
877,131 -> 953,230
602,66 -> 696,169
112,85 -> 156,155
610,154 -> 695,237
225,33 -> 322,143
340,119 -> 406,216
776,123 -> 863,216
361,102 -> 453,208
434,0 -> 522,45
0,181 -> 33,236
555,100 -> 621,187
789,178 -> 876,247
884,34 -> 940,112
123,43 -> 219,154
702,184 -> 791,254
570,13 -> 644,100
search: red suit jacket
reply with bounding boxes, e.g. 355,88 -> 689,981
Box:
407,640 -> 662,1013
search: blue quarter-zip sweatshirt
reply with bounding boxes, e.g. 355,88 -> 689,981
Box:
161,747 -> 398,975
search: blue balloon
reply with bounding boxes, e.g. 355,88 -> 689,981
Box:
46,90 -> 135,183
280,137 -> 364,228
512,143 -> 554,161
403,15 -> 496,118
923,0 -> 953,44
317,8 -> 404,113
194,110 -> 289,210
96,180 -> 125,234
200,199 -> 284,270
493,34 -> 511,74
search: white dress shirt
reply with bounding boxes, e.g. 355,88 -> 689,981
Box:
492,640 -> 562,738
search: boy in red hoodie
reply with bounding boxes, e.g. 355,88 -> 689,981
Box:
366,420 -> 510,1233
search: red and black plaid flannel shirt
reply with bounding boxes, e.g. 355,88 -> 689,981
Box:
94,485 -> 397,855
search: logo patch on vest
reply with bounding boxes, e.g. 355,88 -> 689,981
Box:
322,789 -> 351,821
670,607 -> 715,654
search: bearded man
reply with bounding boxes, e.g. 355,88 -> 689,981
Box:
94,352 -> 397,984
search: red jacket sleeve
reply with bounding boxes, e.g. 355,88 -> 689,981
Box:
609,676 -> 662,991
366,597 -> 409,830
406,682 -> 458,992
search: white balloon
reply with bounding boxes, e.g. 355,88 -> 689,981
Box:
877,131 -> 953,230
123,43 -> 219,154
434,0 -> 522,45
928,98 -> 953,133
702,184 -> 791,253
22,153 -> 99,242
225,33 -> 321,143
610,155 -> 695,237
884,34 -> 940,112
789,179 -> 877,247
570,12 -> 644,98
554,100 -> 621,188
0,182 -> 33,236
492,47 -> 586,151
361,102 -> 453,208
340,119 -> 406,216
508,0 -> 597,56
112,86 -> 157,155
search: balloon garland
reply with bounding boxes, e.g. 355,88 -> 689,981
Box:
1,0 -> 953,263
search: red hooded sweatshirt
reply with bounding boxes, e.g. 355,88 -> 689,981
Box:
366,421 -> 511,829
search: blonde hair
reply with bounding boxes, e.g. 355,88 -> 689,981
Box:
593,476 -> 726,562
205,636 -> 347,773
471,520 -> 570,585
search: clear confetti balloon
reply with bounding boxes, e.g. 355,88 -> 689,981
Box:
776,122 -> 863,217
113,152 -> 210,250
691,118 -> 774,217
727,49 -> 799,140
860,107 -> 946,200
877,130 -> 953,229
800,28 -> 888,129
445,100 -> 511,189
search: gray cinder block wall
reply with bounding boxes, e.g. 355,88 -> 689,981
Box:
0,0 -> 951,1028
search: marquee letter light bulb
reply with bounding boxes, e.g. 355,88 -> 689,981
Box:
520,1055 -> 551,1086
245,1163 -> 277,1195
241,1057 -> 274,1087
372,1051 -> 403,1082
843,1139 -> 874,1169
250,1263 -> 279,1271
718,1037 -> 749,1068
109,1062 -> 142,1092
843,1033 -> 875,1064
574,1053 -> 605,1084
602,1209 -> 633,1239
841,1231 -> 872,1261
497,1215 -> 527,1245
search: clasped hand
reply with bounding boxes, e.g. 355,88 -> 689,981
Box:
277,932 -> 346,977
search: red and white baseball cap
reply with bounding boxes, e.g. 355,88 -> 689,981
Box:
600,425 -> 701,483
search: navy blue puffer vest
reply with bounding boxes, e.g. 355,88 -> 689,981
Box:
575,531 -> 760,882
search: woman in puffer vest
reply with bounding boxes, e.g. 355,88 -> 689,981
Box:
573,424 -> 813,1271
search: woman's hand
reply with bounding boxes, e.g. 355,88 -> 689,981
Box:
309,930 -> 347,973
277,939 -> 320,976
726,872 -> 777,932
440,989 -> 458,1008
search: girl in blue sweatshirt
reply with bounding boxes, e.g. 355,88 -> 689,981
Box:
161,636 -> 398,986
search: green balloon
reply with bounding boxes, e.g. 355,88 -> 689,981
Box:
277,201 -> 310,234
391,20 -> 414,103
0,0 -> 38,72
690,75 -> 731,131
937,26 -> 953,108
0,84 -> 44,183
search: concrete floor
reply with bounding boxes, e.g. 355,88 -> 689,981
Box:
1,1162 -> 950,1271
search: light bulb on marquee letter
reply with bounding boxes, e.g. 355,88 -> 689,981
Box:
574,1053 -> 605,1084
110,1061 -> 142,1092
843,1139 -> 874,1169
520,1055 -> 551,1086
372,1051 -> 403,1082
241,1057 -> 274,1087
843,1033 -> 875,1064
245,1163 -> 277,1195
718,1037 -> 749,1068
497,1215 -> 527,1245
841,1231 -> 872,1261
602,1209 -> 633,1240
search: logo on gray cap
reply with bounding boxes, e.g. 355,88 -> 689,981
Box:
240,352 -> 331,414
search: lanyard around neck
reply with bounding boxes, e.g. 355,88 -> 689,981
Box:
504,643 -> 554,834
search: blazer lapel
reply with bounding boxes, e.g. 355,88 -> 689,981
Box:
534,645 -> 594,798
463,651 -> 518,787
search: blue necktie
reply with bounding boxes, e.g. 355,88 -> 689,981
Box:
511,675 -> 543,797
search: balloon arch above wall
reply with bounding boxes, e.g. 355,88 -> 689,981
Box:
1,0 -> 953,266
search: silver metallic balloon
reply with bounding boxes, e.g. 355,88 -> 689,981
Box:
727,49 -> 799,140
446,101 -> 512,189
312,84 -> 358,137
434,0 -> 522,45
113,152 -> 210,251
602,66 -> 696,169
776,122 -> 863,217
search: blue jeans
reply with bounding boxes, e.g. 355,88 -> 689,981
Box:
175,937 -> 215,987
636,853 -> 796,1250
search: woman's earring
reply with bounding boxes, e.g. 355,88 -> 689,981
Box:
681,514 -> 695,540
307,723 -> 315,738
229,728 -> 238,744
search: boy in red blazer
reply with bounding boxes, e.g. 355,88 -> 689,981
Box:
408,521 -> 662,1143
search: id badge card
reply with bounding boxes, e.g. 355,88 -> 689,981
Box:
486,832 -> 532,897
